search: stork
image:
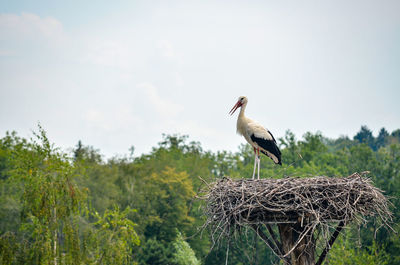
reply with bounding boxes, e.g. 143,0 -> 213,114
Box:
229,96 -> 282,179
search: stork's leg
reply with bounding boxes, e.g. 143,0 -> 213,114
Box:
257,149 -> 261,180
252,147 -> 257,179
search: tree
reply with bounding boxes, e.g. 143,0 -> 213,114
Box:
391,129 -> 400,139
8,126 -> 84,264
375,128 -> 389,150
172,231 -> 200,265
142,167 -> 195,242
354,126 -> 375,150
328,233 -> 389,265
137,238 -> 176,265
2,126 -> 400,264
84,206 -> 140,265
0,127 -> 140,265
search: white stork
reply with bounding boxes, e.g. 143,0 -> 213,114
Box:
229,96 -> 282,179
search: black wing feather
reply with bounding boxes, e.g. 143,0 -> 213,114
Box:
251,133 -> 282,165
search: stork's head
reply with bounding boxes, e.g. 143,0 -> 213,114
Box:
229,96 -> 247,115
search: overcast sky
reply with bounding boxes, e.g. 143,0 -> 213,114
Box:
1,1 -> 399,158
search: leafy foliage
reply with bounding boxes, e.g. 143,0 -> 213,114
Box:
85,206 -> 140,265
0,125 -> 399,264
137,238 -> 175,265
328,232 -> 389,265
0,127 -> 139,265
142,167 -> 195,242
172,231 -> 201,265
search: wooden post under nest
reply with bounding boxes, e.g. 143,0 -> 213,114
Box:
201,172 -> 393,265
278,223 -> 315,265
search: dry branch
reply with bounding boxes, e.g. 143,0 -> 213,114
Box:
201,172 -> 393,264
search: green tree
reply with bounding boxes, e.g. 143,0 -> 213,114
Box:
354,125 -> 375,150
375,128 -> 389,150
172,231 -> 200,265
83,206 -> 140,265
137,238 -> 176,265
0,128 -> 140,265
142,167 -> 195,242
2,126 -> 399,265
7,126 -> 84,264
328,233 -> 389,265
391,129 -> 400,139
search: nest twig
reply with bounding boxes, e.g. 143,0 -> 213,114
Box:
201,172 -> 393,262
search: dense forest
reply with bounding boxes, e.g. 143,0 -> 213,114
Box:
0,125 -> 399,265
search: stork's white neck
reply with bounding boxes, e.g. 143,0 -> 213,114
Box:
236,102 -> 248,136
238,102 -> 247,119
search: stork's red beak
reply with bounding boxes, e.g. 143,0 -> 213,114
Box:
229,100 -> 242,115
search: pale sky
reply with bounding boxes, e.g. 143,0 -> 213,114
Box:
1,1 -> 399,158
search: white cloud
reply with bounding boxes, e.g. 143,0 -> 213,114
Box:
158,40 -> 185,87
159,39 -> 175,58
82,38 -> 134,69
1,2 -> 399,159
158,39 -> 184,66
175,72 -> 184,87
0,12 -> 65,42
178,120 -> 221,138
84,109 -> 108,130
83,106 -> 143,132
138,82 -> 183,118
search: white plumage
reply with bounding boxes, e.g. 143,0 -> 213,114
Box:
230,96 -> 282,179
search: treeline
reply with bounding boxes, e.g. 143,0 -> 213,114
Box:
0,125 -> 399,265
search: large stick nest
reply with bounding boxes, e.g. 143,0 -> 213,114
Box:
202,172 -> 392,242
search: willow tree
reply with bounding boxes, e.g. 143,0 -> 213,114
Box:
3,127 -> 84,264
0,127 -> 139,265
